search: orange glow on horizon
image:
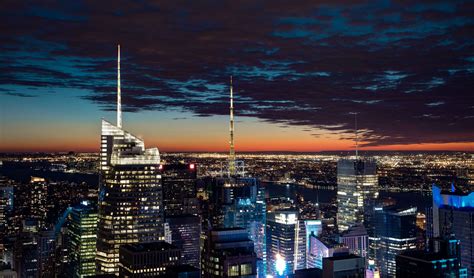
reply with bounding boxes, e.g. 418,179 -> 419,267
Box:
1,139 -> 473,153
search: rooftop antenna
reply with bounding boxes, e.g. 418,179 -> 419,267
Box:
355,112 -> 358,159
229,76 -> 236,176
117,44 -> 122,128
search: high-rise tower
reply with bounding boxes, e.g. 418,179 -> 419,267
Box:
229,76 -> 236,177
336,115 -> 378,233
207,76 -> 267,275
432,185 -> 474,276
374,206 -> 417,277
67,201 -> 97,278
96,45 -> 163,274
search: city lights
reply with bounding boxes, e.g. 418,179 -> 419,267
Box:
275,253 -> 286,276
1,2 -> 473,277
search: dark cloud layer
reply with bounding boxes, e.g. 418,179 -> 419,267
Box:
1,0 -> 474,146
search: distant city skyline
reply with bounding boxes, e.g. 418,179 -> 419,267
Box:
1,1 -> 474,152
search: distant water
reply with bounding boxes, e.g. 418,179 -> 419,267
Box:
0,161 -> 98,186
265,182 -> 432,211
0,162 -> 432,212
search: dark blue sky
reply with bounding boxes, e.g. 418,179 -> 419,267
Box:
1,0 -> 473,152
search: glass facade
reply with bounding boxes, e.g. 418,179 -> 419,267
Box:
201,228 -> 257,277
96,120 -> 163,274
118,242 -> 181,277
0,185 -> 13,255
339,223 -> 368,258
212,177 -> 266,273
161,163 -> 199,217
374,206 -> 417,277
432,185 -> 474,276
165,215 -> 201,269
266,210 -> 299,276
67,202 -> 97,278
304,219 -> 322,269
336,158 -> 378,233
307,236 -> 348,270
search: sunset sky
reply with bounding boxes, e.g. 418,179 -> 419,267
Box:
1,1 -> 473,152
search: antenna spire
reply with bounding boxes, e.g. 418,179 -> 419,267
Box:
117,44 -> 122,128
229,76 -> 236,176
355,112 -> 358,159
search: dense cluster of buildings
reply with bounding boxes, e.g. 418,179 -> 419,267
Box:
0,46 -> 472,278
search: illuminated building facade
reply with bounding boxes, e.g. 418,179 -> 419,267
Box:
266,210 -> 305,276
201,228 -> 257,277
339,223 -> 368,258
67,201 -> 97,278
161,163 -> 199,217
96,120 -> 163,274
36,230 -> 55,276
14,232 -> 39,277
30,177 -> 48,228
307,236 -> 349,269
432,185 -> 474,276
14,230 -> 55,278
374,206 -> 417,277
322,254 -> 365,277
336,158 -> 378,233
304,219 -> 323,269
0,185 -> 13,258
212,177 -> 266,273
118,242 -> 181,277
165,215 -> 201,269
396,237 -> 468,278
96,46 -> 164,274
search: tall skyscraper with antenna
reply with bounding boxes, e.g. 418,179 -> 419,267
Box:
208,77 -> 266,275
229,76 -> 236,176
336,114 -> 378,233
95,45 -> 163,274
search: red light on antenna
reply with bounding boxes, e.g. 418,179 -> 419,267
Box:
159,164 -> 163,170
189,164 -> 195,170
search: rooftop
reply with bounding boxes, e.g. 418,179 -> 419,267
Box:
120,241 -> 178,253
397,250 -> 457,262
324,254 -> 362,261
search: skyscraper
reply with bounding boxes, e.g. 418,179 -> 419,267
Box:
165,215 -> 201,269
96,45 -> 164,274
0,184 -> 13,261
304,220 -> 322,269
213,177 -> 266,261
14,229 -> 55,278
432,185 -> 474,276
201,228 -> 257,277
374,206 -> 417,277
67,201 -> 97,278
336,158 -> 378,233
307,235 -> 349,269
266,210 -> 304,276
339,223 -> 368,258
14,232 -> 39,277
161,163 -> 199,217
396,237 -> 468,278
208,77 -> 267,274
118,242 -> 181,277
29,177 -> 48,229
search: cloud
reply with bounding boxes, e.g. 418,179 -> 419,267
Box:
3,92 -> 37,98
1,0 -> 474,147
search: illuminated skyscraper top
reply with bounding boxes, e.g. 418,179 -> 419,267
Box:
229,76 -> 236,176
337,114 -> 378,233
117,44 -> 122,128
337,159 -> 378,232
96,45 -> 163,274
432,185 -> 474,276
